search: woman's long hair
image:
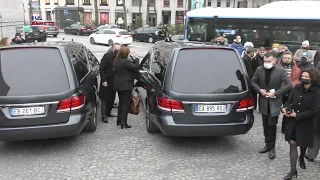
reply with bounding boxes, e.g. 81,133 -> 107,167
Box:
113,46 -> 130,70
302,68 -> 320,87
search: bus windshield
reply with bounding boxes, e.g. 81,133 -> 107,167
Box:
186,17 -> 320,51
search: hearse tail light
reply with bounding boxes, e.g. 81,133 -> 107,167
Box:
57,94 -> 85,112
236,97 -> 254,112
158,96 -> 184,112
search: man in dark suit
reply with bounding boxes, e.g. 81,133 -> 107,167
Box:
99,40 -> 121,123
251,51 -> 293,159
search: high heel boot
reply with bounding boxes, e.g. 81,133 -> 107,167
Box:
299,156 -> 306,169
283,170 -> 298,180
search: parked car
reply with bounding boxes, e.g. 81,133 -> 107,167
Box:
64,23 -> 95,35
136,41 -> 254,137
0,41 -> 100,141
89,29 -> 133,46
30,25 -> 48,42
46,25 -> 59,37
130,26 -> 166,43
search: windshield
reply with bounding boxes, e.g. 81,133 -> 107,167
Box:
186,17 -> 319,51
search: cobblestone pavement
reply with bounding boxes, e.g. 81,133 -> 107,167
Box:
0,35 -> 319,179
0,105 -> 319,180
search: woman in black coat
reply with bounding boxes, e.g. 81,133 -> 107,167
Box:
282,68 -> 320,180
113,46 -> 139,129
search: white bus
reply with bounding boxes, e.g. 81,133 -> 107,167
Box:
185,7 -> 320,51
0,0 -> 25,39
260,1 -> 320,9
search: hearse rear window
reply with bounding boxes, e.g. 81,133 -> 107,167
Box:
0,48 -> 70,96
171,49 -> 247,94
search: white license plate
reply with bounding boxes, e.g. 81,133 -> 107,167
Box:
124,37 -> 128,39
10,107 -> 45,116
195,105 -> 226,113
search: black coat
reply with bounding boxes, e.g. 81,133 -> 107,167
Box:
113,58 -> 139,91
99,49 -> 116,101
251,55 -> 264,73
284,84 -> 320,147
242,54 -> 254,78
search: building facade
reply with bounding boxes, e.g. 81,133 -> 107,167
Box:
24,0 -> 188,27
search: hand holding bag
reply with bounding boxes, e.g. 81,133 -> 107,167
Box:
129,88 -> 140,115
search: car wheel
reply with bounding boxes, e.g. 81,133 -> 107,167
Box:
148,37 -> 154,43
64,30 -> 68,34
108,39 -> 113,46
83,102 -> 97,132
90,37 -> 95,44
77,31 -> 81,36
145,99 -> 160,133
53,34 -> 57,37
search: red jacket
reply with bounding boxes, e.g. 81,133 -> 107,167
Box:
278,61 -> 301,87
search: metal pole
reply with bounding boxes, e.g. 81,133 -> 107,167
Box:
77,0 -> 79,22
233,0 -> 236,8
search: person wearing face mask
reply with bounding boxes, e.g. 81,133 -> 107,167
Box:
276,45 -> 288,62
212,36 -> 228,46
231,35 -> 243,56
251,51 -> 293,160
298,53 -> 313,71
278,51 -> 302,133
242,46 -> 255,79
271,43 -> 280,52
99,40 -> 122,123
294,40 -> 313,65
281,68 -> 320,180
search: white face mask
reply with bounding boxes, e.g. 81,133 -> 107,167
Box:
264,62 -> 274,69
273,48 -> 278,52
237,39 -> 241,43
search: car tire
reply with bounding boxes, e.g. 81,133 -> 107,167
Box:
145,99 -> 160,133
83,102 -> 97,132
77,31 -> 81,36
53,34 -> 57,37
148,37 -> 154,43
65,30 -> 68,34
108,39 -> 113,46
90,37 -> 95,44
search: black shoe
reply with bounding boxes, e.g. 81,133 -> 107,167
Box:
281,129 -> 286,134
259,145 -> 273,153
121,123 -> 131,129
107,113 -> 117,117
305,155 -> 315,162
299,156 -> 306,169
283,170 -> 298,180
269,149 -> 276,159
102,117 -> 108,123
116,120 -> 121,125
113,103 -> 118,108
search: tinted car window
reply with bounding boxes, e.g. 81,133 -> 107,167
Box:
171,49 -> 246,94
31,26 -> 40,30
66,45 -> 89,82
87,50 -> 99,74
119,31 -> 129,35
0,48 -> 70,96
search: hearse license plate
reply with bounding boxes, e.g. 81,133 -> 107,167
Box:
10,107 -> 45,116
195,105 -> 226,113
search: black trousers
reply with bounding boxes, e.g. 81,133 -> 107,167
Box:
262,114 -> 279,148
117,90 -> 132,124
100,80 -> 116,118
281,94 -> 290,131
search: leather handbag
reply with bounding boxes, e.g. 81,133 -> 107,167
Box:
129,88 -> 140,115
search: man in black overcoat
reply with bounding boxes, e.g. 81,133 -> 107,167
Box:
99,40 -> 121,123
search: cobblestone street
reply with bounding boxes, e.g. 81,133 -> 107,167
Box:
0,104 -> 319,179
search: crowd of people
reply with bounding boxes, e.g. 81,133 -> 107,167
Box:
238,38 -> 320,180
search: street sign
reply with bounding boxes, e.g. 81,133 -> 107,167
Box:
64,10 -> 68,15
